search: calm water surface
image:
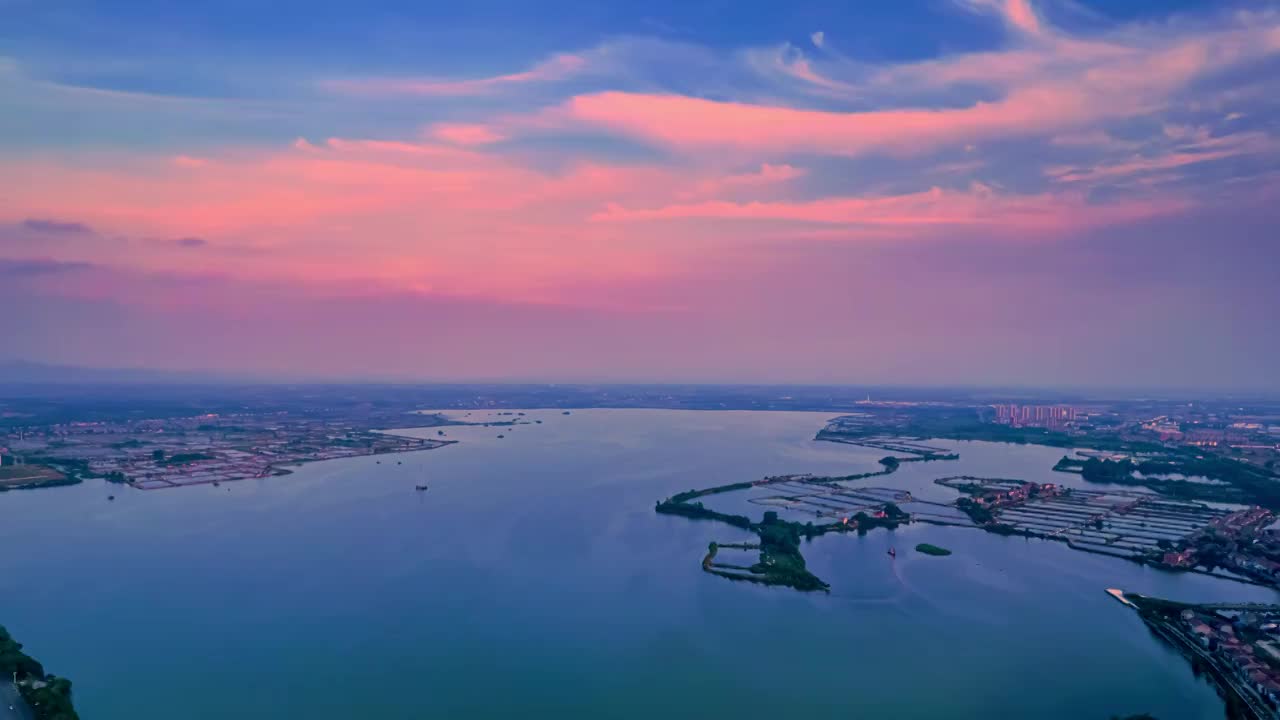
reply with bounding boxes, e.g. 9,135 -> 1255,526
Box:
0,409 -> 1274,719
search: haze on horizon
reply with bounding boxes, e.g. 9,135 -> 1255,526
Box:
1,0 -> 1278,390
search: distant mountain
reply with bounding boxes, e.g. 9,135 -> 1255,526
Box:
0,359 -> 246,385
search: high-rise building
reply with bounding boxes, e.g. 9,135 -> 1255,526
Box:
991,404 -> 1079,428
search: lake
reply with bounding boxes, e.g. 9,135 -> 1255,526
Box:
0,409 -> 1274,719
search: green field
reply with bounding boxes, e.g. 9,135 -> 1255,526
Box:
0,464 -> 66,485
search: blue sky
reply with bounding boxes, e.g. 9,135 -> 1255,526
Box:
1,0 -> 1278,388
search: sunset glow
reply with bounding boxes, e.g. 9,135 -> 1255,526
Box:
2,1 -> 1278,387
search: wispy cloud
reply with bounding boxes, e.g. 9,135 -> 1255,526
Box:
22,218 -> 93,235
1046,130 -> 1277,185
429,123 -> 507,145
0,257 -> 93,278
171,155 -> 209,169
553,82 -> 1135,157
955,0 -> 1044,36
591,185 -> 1183,235
321,53 -> 586,97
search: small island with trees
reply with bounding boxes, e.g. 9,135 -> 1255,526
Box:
915,543 -> 952,556
655,445 -> 938,591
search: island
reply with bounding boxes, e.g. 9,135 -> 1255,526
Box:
655,440 -> 941,591
915,543 -> 952,556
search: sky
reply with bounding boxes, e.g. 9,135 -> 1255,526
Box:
1,0 -> 1278,389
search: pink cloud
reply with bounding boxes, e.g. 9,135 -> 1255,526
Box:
541,19 -> 1280,161
782,56 -> 853,93
6,7 -> 1277,323
559,85 -> 1126,157
429,123 -> 507,145
1005,0 -> 1042,36
675,163 -> 807,201
0,140 -> 750,303
723,163 -> 806,186
954,0 -> 1043,36
0,120 -> 1202,310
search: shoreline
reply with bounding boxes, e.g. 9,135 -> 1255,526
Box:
128,436 -> 458,491
1116,592 -> 1279,720
661,429 -> 1279,596
913,517 -> 1270,589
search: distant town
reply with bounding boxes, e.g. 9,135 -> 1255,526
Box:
0,411 -> 456,491
2,385 -> 1277,501
818,398 -> 1280,585
937,476 -> 1280,587
1116,591 -> 1280,720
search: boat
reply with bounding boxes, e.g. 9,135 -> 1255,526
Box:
415,484 -> 429,491
887,547 -> 897,558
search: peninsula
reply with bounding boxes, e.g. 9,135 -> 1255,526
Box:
1111,591 -> 1280,720
656,439 -> 943,590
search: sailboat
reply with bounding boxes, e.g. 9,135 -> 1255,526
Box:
415,484 -> 429,491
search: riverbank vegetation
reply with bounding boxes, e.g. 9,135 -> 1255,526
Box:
673,506 -> 832,591
826,409 -> 1280,509
654,498 -> 753,529
821,408 -> 1166,453
158,452 -> 216,466
751,513 -> 830,591
0,625 -> 79,720
1054,454 -> 1280,508
956,497 -> 993,524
